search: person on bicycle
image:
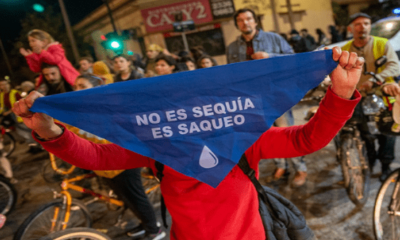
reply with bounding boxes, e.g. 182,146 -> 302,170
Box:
13,47 -> 363,240
342,13 -> 400,181
0,78 -> 42,153
69,74 -> 165,239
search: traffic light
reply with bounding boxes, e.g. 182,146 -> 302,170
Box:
32,3 -> 45,12
101,32 -> 124,54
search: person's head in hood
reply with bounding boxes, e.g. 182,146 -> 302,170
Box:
93,61 -> 114,84
93,61 -> 111,75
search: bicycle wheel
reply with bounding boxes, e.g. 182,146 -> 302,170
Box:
141,168 -> 161,207
41,157 -> 74,183
0,175 -> 16,215
14,199 -> 92,240
0,132 -> 15,158
340,135 -> 370,206
373,169 -> 400,240
39,227 -> 111,240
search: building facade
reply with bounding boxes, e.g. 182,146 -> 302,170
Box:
73,0 -> 336,65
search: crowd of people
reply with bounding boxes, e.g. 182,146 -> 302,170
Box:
2,7 -> 400,240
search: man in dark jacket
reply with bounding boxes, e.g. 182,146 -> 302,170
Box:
300,29 -> 317,51
289,29 -> 308,53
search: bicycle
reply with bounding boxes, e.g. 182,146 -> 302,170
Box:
41,153 -> 77,183
0,117 -> 16,158
0,174 -> 16,215
373,168 -> 400,240
333,122 -> 370,206
373,167 -> 400,240
14,153 -> 161,240
38,227 -> 111,240
302,84 -> 370,206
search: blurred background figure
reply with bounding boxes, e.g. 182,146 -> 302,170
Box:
190,46 -> 207,64
315,28 -> 330,46
198,55 -> 218,68
280,33 -> 289,43
0,78 -> 41,153
79,56 -> 94,74
20,81 -> 35,97
181,56 -> 196,71
33,73 -> 47,95
142,44 -> 163,77
113,55 -> 143,83
289,29 -> 308,53
300,28 -> 317,51
155,54 -> 179,76
93,61 -> 114,84
328,25 -> 342,44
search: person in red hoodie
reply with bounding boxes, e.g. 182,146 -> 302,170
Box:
19,29 -> 79,89
13,47 -> 363,240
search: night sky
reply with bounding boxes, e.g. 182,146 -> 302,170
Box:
0,0 -> 103,48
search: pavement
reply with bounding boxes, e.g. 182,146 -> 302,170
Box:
1,101 -> 399,240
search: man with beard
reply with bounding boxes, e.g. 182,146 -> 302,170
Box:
226,8 -> 293,63
41,63 -> 73,95
226,8 -> 309,186
342,13 -> 400,181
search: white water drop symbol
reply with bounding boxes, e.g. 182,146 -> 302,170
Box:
199,146 -> 219,169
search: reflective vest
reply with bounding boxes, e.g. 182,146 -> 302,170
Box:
341,36 -> 395,83
342,36 -> 396,106
0,89 -> 23,122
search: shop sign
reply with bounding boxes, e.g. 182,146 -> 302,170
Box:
141,0 -> 213,33
209,0 -> 235,19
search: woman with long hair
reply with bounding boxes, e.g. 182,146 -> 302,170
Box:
113,54 -> 143,82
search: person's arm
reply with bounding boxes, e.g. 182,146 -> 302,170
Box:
12,91 -> 152,170
248,87 -> 360,159
38,44 -> 65,65
374,42 -> 400,83
35,124 -> 152,170
247,47 -> 363,161
25,54 -> 42,73
382,82 -> 400,96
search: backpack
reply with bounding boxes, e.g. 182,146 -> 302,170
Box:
237,154 -> 315,240
155,155 -> 315,240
